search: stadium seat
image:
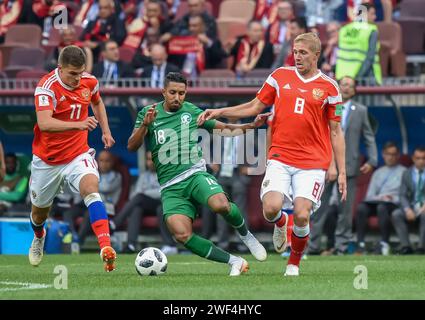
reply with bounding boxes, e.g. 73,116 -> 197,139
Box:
15,70 -> 48,89
216,19 -> 247,48
218,0 -> 255,23
244,68 -> 272,80
174,0 -> 214,21
397,18 -> 425,54
200,69 -> 236,78
376,22 -> 406,76
4,47 -> 46,78
399,0 -> 425,19
399,154 -> 413,168
2,24 -> 42,48
118,46 -> 136,64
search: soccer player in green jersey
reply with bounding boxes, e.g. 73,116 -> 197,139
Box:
128,72 -> 270,276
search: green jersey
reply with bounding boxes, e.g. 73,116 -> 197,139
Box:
134,101 -> 216,188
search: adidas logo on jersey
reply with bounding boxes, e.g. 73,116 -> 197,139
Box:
283,84 -> 291,89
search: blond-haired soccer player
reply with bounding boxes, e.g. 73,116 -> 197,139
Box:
199,33 -> 347,276
29,45 -> 117,272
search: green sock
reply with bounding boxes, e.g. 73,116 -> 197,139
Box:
222,203 -> 248,236
184,234 -> 230,263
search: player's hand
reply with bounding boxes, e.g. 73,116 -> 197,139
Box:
405,208 -> 416,222
102,132 -> 115,149
326,164 -> 338,182
80,116 -> 98,131
143,105 -> 158,126
360,163 -> 374,174
252,112 -> 272,128
197,109 -> 223,126
338,173 -> 347,201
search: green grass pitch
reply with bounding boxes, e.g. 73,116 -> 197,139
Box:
1,253 -> 425,299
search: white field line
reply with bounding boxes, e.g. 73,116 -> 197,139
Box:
0,281 -> 52,292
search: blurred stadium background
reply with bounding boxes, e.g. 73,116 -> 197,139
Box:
0,0 -> 424,255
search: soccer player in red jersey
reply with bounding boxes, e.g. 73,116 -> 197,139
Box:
29,45 -> 117,272
199,33 -> 347,276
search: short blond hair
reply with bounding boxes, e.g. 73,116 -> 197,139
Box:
294,32 -> 322,53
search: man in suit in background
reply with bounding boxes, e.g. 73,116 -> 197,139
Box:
92,39 -> 135,84
392,146 -> 425,254
308,75 -> 378,255
141,44 -> 180,88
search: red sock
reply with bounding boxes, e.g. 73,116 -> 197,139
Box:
34,228 -> 45,239
286,214 -> 294,247
288,231 -> 309,267
91,219 -> 111,249
276,212 -> 287,228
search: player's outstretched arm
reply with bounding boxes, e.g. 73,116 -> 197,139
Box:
37,109 -> 98,132
197,97 -> 267,126
127,105 -> 157,152
91,98 -> 115,149
329,120 -> 347,201
213,112 -> 272,137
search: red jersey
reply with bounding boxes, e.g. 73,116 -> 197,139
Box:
257,67 -> 342,170
33,68 -> 101,165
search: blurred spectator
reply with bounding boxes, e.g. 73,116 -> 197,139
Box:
0,141 -> 5,182
122,0 -> 173,50
74,0 -> 122,28
335,2 -> 382,85
230,20 -> 274,76
271,17 -> 307,69
29,0 -> 67,45
141,43 -> 180,88
320,21 -> 340,77
0,153 -> 29,215
109,151 -> 178,255
63,150 -> 123,246
131,26 -> 161,74
160,0 -> 217,43
266,0 -> 295,56
165,0 -> 181,21
304,0 -> 344,27
45,26 -> 94,73
308,76 -> 378,255
92,39 -> 134,84
168,15 -> 226,78
392,147 -> 425,255
347,0 -> 393,22
254,0 -> 279,28
80,0 -> 127,62
0,0 -> 24,44
355,142 -> 406,255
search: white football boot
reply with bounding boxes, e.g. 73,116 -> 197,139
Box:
273,211 -> 288,253
284,264 -> 300,276
229,257 -> 249,276
239,231 -> 267,261
29,230 -> 46,266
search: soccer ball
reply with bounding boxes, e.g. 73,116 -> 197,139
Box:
135,247 -> 168,276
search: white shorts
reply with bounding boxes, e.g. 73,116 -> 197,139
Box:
29,148 -> 99,208
260,159 -> 326,211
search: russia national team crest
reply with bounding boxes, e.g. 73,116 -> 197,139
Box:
312,88 -> 324,100
82,88 -> 90,101
181,113 -> 192,125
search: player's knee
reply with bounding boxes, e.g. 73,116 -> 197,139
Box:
293,212 -> 309,227
173,230 -> 192,244
263,203 -> 282,221
209,195 -> 231,214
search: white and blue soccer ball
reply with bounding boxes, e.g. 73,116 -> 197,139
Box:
135,247 -> 168,276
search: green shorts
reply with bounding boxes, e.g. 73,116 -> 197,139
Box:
161,171 -> 224,221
